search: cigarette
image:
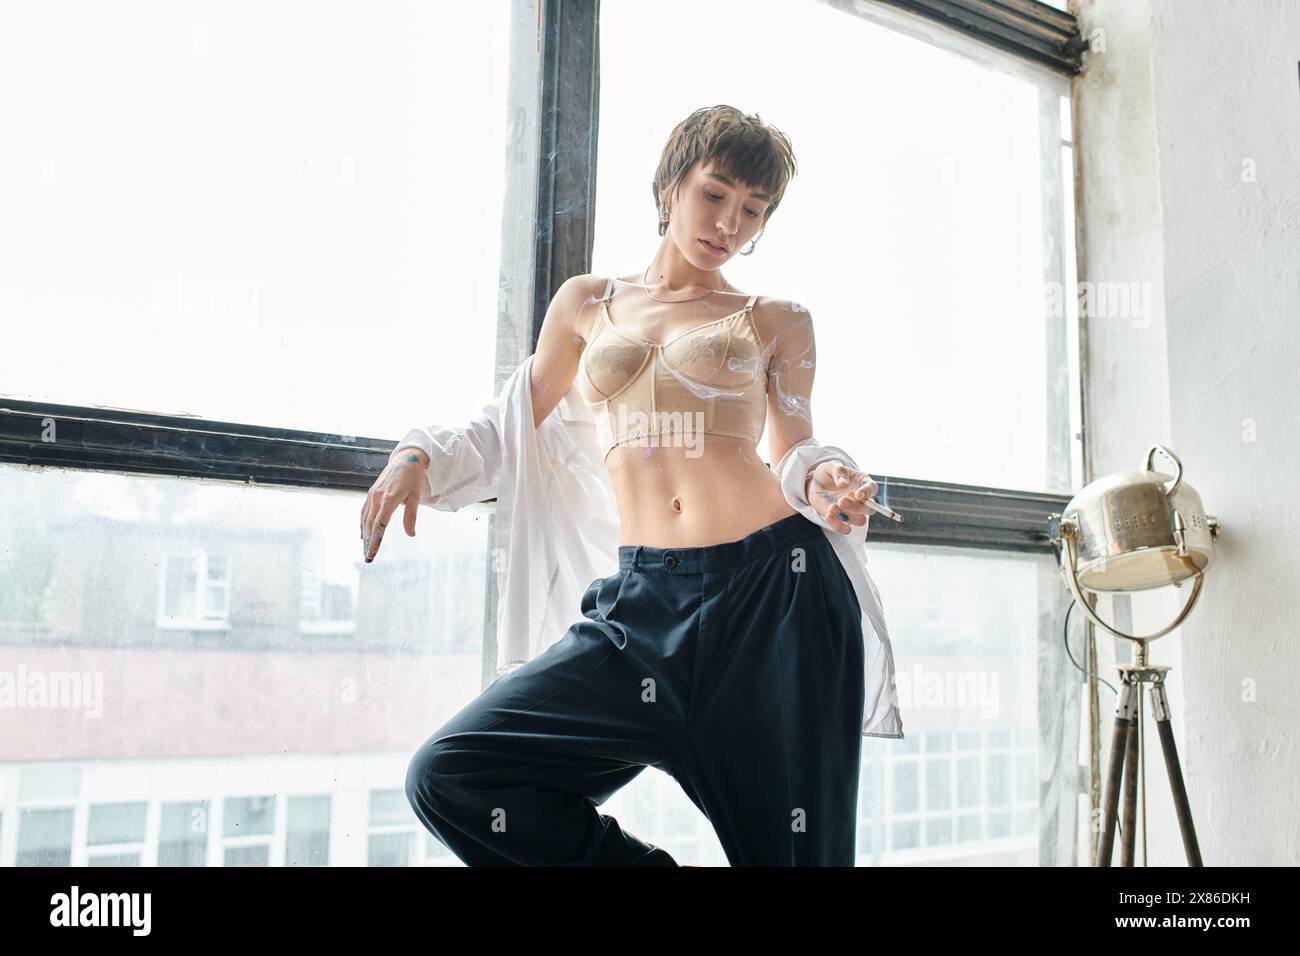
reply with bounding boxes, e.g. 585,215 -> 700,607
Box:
851,478 -> 904,522
864,497 -> 904,523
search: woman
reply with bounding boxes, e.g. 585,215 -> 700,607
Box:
362,106 -> 889,866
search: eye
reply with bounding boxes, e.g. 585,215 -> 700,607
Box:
705,190 -> 762,218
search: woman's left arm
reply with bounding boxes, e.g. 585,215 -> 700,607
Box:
762,300 -> 880,535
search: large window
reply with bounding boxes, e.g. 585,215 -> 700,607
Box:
1,0 -> 1087,867
591,0 -> 1082,865
0,1 -> 509,867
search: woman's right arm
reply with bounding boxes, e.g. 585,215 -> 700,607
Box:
361,274 -> 600,561
529,273 -> 601,430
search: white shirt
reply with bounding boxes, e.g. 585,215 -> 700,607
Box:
388,352 -> 903,738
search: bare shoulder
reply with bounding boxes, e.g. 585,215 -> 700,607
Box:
750,294 -> 814,351
551,273 -> 612,344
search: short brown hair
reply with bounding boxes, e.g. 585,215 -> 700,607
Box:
651,105 -> 798,237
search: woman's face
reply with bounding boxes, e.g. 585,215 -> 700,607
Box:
664,161 -> 770,267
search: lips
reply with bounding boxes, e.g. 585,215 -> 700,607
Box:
700,239 -> 728,255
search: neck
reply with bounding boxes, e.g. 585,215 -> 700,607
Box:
644,234 -> 726,296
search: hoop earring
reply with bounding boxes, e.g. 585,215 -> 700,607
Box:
740,227 -> 764,256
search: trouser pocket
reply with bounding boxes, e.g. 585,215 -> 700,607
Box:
581,569 -> 632,648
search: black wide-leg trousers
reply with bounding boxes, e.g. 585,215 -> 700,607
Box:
405,511 -> 866,866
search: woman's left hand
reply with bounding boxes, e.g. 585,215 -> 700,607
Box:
805,460 -> 880,534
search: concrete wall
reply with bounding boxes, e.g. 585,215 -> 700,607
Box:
1074,0 -> 1299,865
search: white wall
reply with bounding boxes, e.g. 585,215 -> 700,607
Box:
1075,0 -> 1299,865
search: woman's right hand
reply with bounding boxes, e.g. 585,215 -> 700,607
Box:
361,447 -> 430,563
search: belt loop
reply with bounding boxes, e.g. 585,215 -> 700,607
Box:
632,546 -> 642,571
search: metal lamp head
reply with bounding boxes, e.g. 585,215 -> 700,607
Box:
1049,444 -> 1220,643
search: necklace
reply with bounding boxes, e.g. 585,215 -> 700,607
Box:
641,265 -> 728,304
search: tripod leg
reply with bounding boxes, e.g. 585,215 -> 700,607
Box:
1095,680 -> 1138,867
1150,682 -> 1203,866
1120,717 -> 1139,866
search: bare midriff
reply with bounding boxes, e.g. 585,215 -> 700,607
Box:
604,434 -> 798,548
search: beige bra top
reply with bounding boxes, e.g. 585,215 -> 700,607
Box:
576,277 -> 768,462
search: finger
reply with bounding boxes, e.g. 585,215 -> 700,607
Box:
842,469 -> 874,499
361,464 -> 394,555
402,491 -> 418,537
364,514 -> 386,562
835,499 -> 870,524
829,461 -> 854,489
836,503 -> 868,527
831,494 -> 861,530
365,495 -> 400,562
832,470 -> 863,527
834,466 -> 869,498
836,489 -> 871,511
361,490 -> 377,557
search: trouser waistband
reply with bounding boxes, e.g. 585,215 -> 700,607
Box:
617,512 -> 823,575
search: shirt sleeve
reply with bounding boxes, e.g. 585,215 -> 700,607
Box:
776,437 -> 871,543
387,396 -> 505,512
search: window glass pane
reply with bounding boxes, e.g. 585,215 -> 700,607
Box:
164,558 -> 199,620
893,820 -> 921,850
17,808 -> 73,866
0,463 -> 489,865
0,1 -> 511,439
894,760 -> 920,814
988,752 -> 1011,804
926,817 -> 953,846
595,0 -> 1074,492
957,756 -> 981,808
925,757 -> 952,811
88,801 -> 147,845
861,543 -> 1046,864
285,795 -> 331,867
368,831 -> 411,867
368,789 -> 411,828
158,801 -> 209,866
224,844 -> 269,867
958,815 -> 981,841
223,796 -> 276,838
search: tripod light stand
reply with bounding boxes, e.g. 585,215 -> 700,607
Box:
1049,445 -> 1220,866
